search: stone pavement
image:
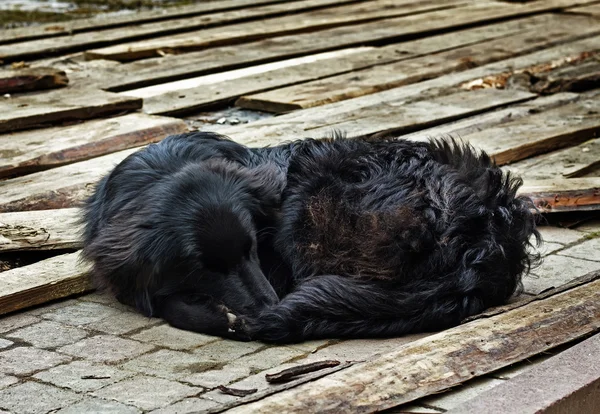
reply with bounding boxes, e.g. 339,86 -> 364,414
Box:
0,224 -> 599,414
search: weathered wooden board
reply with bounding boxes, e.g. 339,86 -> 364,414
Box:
236,21 -> 600,113
101,12 -> 578,91
531,58 -> 600,94
0,208 -> 81,252
0,147 -> 140,213
0,88 -> 142,134
0,0 -> 366,62
83,0 -> 467,61
0,252 -> 92,316
0,0 -> 290,45
0,113 -> 188,178
0,89 -> 534,212
225,277 -> 600,413
219,37 -> 599,147
568,3 -> 600,16
0,67 -> 68,94
519,178 -> 600,213
505,138 -> 600,180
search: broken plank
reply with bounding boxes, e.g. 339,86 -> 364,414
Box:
0,252 -> 92,316
505,138 -> 600,180
0,208 -> 81,252
530,58 -> 600,94
84,0 -> 466,61
0,88 -> 142,134
237,20 -> 600,113
519,178 -> 600,213
0,0 -> 365,63
0,113 -> 188,178
0,67 -> 68,94
226,277 -> 600,414
0,0 -> 291,45
101,12 -> 577,91
0,147 -> 140,213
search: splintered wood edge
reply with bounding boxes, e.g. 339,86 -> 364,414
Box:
0,251 -> 93,316
519,178 -> 600,212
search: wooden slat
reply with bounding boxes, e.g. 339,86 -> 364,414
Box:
531,58 -> 600,94
0,208 -> 81,252
568,3 -> 600,16
519,178 -> 600,213
0,147 -> 140,213
225,277 -> 600,414
0,252 -> 92,316
0,89 -> 534,213
0,0 -> 291,45
83,0 -> 466,62
0,113 -> 188,178
0,67 -> 68,94
236,20 -> 600,113
505,138 -> 600,180
0,0 -> 367,62
100,12 -> 574,91
0,88 -> 142,134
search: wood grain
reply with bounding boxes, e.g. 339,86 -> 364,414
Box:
0,67 -> 68,94
519,178 -> 600,213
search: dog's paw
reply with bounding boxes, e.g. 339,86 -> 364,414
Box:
218,305 -> 252,341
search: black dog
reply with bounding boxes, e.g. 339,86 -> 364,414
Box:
245,137 -> 540,342
82,132 -> 288,340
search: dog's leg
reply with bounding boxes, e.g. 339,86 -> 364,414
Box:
247,275 -> 485,343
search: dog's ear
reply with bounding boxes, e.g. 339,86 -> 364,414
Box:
243,163 -> 287,216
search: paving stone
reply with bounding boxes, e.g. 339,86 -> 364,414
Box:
523,254 -> 600,294
491,352 -> 556,380
230,362 -> 297,391
149,397 -> 219,413
0,375 -> 18,390
420,377 -> 506,410
93,375 -> 200,411
201,389 -> 239,404
55,397 -> 141,414
557,237 -> 600,262
537,226 -> 587,245
26,299 -> 79,316
0,338 -> 13,349
34,360 -> 134,392
91,311 -> 160,335
192,339 -> 264,361
535,241 -> 564,257
121,349 -> 207,381
58,335 -> 154,363
130,324 -> 217,350
0,314 -> 39,334
285,339 -> 332,353
0,347 -> 71,375
79,292 -> 133,311
7,320 -> 88,348
387,405 -> 444,413
573,219 -> 600,233
184,365 -> 250,388
0,381 -> 81,414
41,301 -> 122,326
229,345 -> 305,372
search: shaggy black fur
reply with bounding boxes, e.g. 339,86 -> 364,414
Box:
82,131 -> 540,343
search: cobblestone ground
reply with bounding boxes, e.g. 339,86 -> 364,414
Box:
0,224 -> 598,414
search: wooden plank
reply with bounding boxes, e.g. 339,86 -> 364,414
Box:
568,3 -> 600,16
218,37 -> 599,147
0,252 -> 92,316
83,0 -> 467,62
0,67 -> 68,94
0,208 -> 81,252
0,113 -> 188,178
225,278 -> 600,414
100,12 -> 577,91
519,178 -> 600,213
505,138 -> 600,180
0,89 -> 534,213
236,20 -> 600,113
530,58 -> 600,94
0,147 -> 140,213
0,88 -> 142,134
0,0 -> 291,45
0,0 -> 368,62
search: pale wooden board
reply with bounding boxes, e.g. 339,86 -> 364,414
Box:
0,252 -> 92,316
218,37 -> 599,147
568,3 -> 600,16
0,89 -> 533,213
83,0 -> 467,61
0,147 -> 140,213
0,208 -> 81,252
223,278 -> 600,413
0,67 -> 68,94
99,12 -> 574,91
0,88 -> 142,134
505,138 -> 600,180
0,0 -> 290,45
0,0 -> 365,62
519,178 -> 600,213
0,113 -> 188,178
236,20 -> 600,113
